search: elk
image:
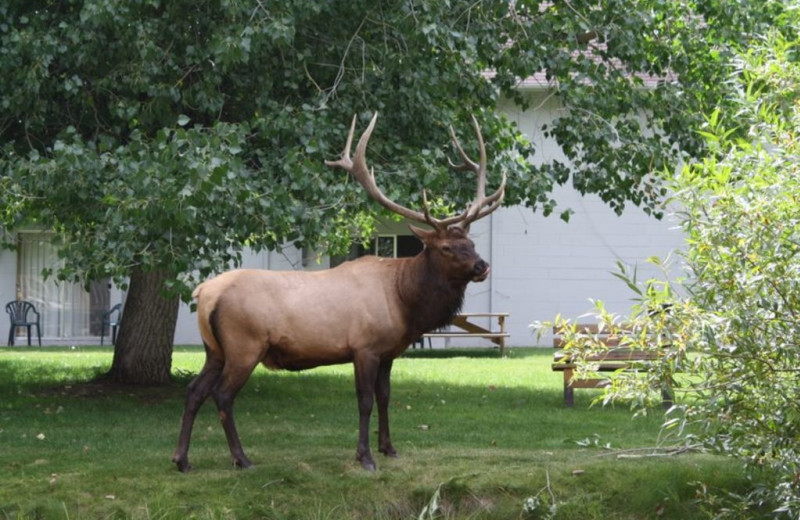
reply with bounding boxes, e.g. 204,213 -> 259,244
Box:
172,112 -> 506,472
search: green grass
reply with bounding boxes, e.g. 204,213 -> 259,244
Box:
0,346 -> 750,519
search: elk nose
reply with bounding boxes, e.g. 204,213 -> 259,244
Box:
472,260 -> 490,281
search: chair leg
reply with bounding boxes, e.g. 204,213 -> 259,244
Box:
7,326 -> 13,346
26,325 -> 32,346
112,325 -> 118,345
36,324 -> 41,347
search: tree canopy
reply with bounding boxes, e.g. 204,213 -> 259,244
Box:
0,0 -> 784,382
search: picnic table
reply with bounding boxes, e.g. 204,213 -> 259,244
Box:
418,312 -> 510,356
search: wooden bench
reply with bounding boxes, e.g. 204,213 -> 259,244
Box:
552,324 -> 674,408
417,312 -> 510,356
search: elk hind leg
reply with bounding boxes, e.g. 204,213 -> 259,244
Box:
212,357 -> 260,469
173,348 -> 224,472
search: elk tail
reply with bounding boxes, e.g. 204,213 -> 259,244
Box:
193,282 -> 225,360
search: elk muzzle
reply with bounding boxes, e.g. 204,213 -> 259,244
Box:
472,259 -> 490,282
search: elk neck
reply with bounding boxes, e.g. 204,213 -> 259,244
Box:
395,249 -> 468,339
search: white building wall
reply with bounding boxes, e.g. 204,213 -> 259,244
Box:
0,246 -> 17,344
488,193 -> 684,347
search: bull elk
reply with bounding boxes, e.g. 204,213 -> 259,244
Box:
172,112 -> 506,472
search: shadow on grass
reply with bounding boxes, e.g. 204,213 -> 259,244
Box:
401,347 -> 512,359
0,346 -> 657,450
407,346 -> 551,359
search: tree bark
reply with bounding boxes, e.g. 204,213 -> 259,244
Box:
106,267 -> 179,385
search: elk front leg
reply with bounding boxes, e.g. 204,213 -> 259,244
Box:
172,352 -> 224,472
375,358 -> 397,458
354,353 -> 380,471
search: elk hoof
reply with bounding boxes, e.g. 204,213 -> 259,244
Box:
233,457 -> 254,470
173,456 -> 192,473
379,446 -> 397,458
357,453 -> 377,471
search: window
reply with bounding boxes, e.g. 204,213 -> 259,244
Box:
374,235 -> 397,258
16,232 -> 109,339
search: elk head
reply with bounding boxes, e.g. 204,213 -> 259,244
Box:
325,112 -> 506,284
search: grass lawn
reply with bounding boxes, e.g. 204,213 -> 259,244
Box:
0,346 -> 748,519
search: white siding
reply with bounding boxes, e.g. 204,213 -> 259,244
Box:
486,192 -> 684,347
0,247 -> 17,344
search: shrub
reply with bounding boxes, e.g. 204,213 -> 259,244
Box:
536,23 -> 800,518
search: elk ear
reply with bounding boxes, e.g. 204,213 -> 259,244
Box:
409,225 -> 437,244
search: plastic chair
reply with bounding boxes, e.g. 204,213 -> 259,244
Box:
101,303 -> 122,346
5,300 -> 42,346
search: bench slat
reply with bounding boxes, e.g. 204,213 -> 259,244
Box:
424,332 -> 509,338
552,362 -> 643,371
554,349 -> 661,362
553,337 -> 628,348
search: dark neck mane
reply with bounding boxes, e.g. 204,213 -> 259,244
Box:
396,250 -> 468,340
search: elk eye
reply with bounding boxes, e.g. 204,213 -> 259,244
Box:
441,245 -> 453,255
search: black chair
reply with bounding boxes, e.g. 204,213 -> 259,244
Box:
101,303 -> 122,346
5,300 -> 42,346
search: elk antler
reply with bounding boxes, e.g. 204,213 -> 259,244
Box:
325,113 -> 506,232
446,115 -> 507,230
325,113 -> 436,228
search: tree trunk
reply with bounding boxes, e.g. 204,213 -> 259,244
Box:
106,267 -> 180,385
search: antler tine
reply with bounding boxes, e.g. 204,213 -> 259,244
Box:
469,170 -> 507,221
326,113 -> 439,229
432,169 -> 506,229
446,115 -> 504,230
324,115 -> 358,170
448,124 -> 480,173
